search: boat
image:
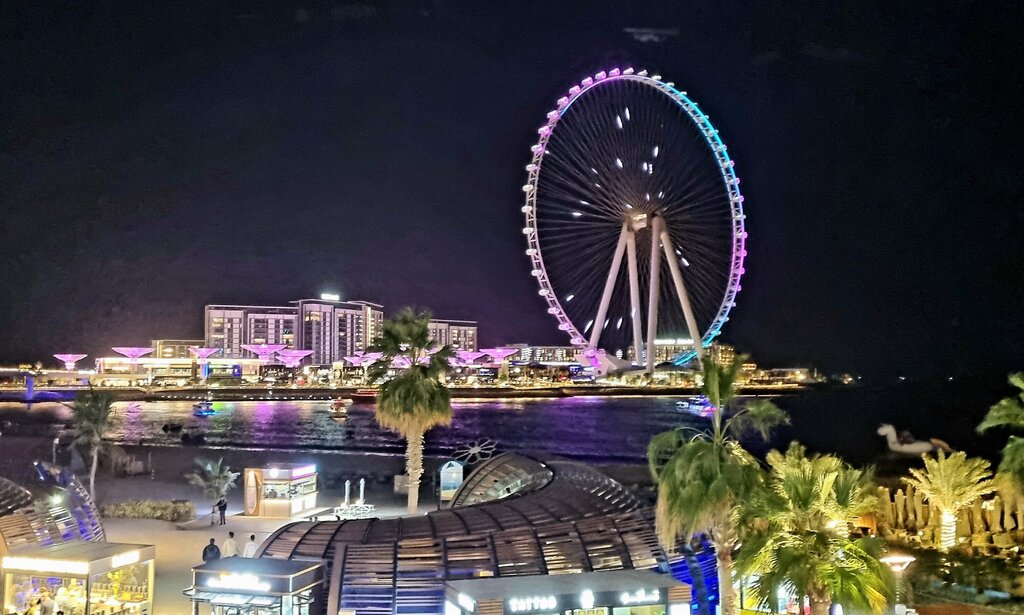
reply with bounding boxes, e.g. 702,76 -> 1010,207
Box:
193,400 -> 216,416
676,395 -> 716,418
329,398 -> 350,417
349,389 -> 377,404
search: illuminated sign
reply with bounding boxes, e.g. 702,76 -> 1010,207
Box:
207,573 -> 271,592
111,551 -> 140,568
509,596 -> 557,612
457,593 -> 476,612
320,293 -> 341,301
579,590 -> 595,609
2,556 -> 89,576
620,589 -> 661,605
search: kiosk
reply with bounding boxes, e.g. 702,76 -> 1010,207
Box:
244,464 -> 318,517
184,556 -> 324,615
1,542 -> 155,615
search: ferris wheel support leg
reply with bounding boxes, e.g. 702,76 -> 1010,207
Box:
645,217 -> 663,374
661,229 -> 705,364
625,231 -> 644,365
589,222 -> 630,350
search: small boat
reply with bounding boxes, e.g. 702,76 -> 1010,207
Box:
329,398 -> 350,417
349,389 -> 377,404
193,400 -> 216,416
676,395 -> 716,418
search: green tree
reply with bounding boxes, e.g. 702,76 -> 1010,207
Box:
68,388 -> 117,502
903,450 -> 994,551
977,373 -> 1024,488
368,308 -> 454,513
185,457 -> 240,523
737,443 -> 893,615
647,356 -> 788,615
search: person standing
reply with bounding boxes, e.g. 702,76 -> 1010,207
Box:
222,531 -> 238,557
242,534 -> 259,558
216,497 -> 228,525
202,538 -> 221,563
37,590 -> 54,615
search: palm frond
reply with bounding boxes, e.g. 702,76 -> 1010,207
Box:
727,398 -> 790,440
978,374 -> 1024,433
903,450 -> 994,513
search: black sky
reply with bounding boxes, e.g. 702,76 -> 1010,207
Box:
1,1 -> 1022,379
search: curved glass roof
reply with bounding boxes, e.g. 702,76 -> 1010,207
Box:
259,454 -> 698,615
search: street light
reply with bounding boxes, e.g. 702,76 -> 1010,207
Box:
881,553 -> 916,615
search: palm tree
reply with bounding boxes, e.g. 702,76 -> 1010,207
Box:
185,457 -> 240,523
367,307 -> 454,514
903,450 -> 994,550
977,372 -> 1024,487
736,443 -> 893,615
68,388 -> 117,501
648,356 -> 788,615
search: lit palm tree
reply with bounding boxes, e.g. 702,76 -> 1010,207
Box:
648,356 -> 788,615
737,443 -> 893,615
68,388 -> 116,502
185,457 -> 240,523
977,372 -> 1024,488
368,308 -> 454,514
903,450 -> 994,550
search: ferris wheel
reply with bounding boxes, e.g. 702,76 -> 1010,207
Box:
521,68 -> 747,372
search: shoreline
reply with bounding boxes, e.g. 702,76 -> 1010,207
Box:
0,383 -> 808,403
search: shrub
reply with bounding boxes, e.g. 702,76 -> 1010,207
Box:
101,499 -> 195,522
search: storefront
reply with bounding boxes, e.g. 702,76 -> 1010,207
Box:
244,464 -> 319,517
445,570 -> 690,615
184,556 -> 324,615
1,542 -> 155,615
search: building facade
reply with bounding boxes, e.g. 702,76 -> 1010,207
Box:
150,339 -> 205,359
427,319 -> 478,351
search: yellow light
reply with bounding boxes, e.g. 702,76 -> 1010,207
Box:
2,556 -> 89,575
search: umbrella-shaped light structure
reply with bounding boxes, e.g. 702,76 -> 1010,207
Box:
54,354 -> 88,370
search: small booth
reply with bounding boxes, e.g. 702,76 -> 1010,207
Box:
244,464 -> 318,517
1,542 -> 155,615
184,556 -> 324,615
445,569 -> 690,615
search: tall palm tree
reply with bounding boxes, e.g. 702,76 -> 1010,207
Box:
977,372 -> 1024,488
185,457 -> 240,523
737,444 -> 892,615
648,356 -> 788,615
68,388 -> 116,502
903,450 -> 994,550
368,308 -> 454,513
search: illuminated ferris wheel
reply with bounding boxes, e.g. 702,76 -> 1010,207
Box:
521,68 -> 747,371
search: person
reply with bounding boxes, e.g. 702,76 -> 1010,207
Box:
899,430 -> 915,445
54,586 -> 68,615
37,590 -> 54,615
217,497 -> 228,525
202,537 -> 221,562
242,534 -> 258,558
222,531 -> 238,557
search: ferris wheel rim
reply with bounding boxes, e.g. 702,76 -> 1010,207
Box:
521,68 -> 748,364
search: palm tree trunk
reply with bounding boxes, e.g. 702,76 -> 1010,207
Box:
809,595 -> 831,615
716,545 -> 737,615
940,510 -> 956,551
89,446 -> 99,503
406,430 -> 424,514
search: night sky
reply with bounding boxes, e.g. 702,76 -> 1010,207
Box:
2,1 -> 1022,379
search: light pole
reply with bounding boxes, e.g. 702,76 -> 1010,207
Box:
881,553 -> 916,615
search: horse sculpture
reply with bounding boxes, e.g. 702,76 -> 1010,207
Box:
877,423 -> 953,455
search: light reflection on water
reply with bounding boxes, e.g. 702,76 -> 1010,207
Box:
96,397 -> 698,462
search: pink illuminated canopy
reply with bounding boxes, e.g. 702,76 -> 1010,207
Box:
188,347 -> 220,361
276,349 -> 313,368
241,344 -> 287,361
54,354 -> 88,370
481,347 -> 518,362
112,347 -> 154,363
456,351 -> 486,365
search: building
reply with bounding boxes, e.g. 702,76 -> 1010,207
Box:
150,339 -> 204,359
427,319 -> 478,351
504,344 -> 580,365
93,356 -> 263,385
205,305 -> 297,358
291,298 -> 384,364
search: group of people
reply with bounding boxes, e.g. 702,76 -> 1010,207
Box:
202,531 -> 259,562
17,585 -> 67,615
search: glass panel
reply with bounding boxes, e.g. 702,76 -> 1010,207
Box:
88,560 -> 153,614
4,573 -> 86,615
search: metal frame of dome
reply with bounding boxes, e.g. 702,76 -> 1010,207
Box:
258,454 -> 714,615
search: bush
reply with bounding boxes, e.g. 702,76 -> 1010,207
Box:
101,499 -> 195,522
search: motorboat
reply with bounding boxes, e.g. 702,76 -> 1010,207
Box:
349,389 -> 377,404
676,395 -> 716,418
330,398 -> 351,417
193,400 -> 216,416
